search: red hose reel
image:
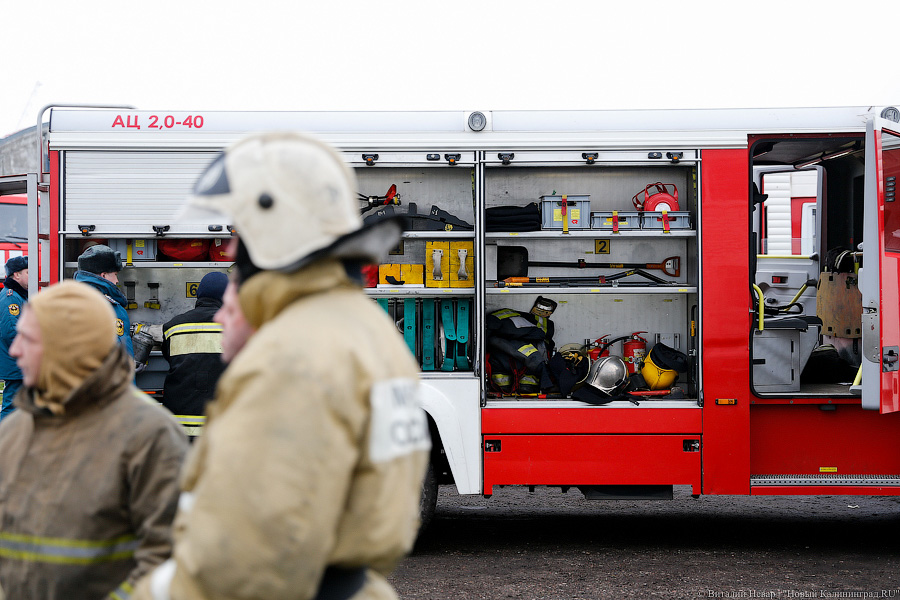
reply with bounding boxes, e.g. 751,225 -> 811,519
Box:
632,183 -> 679,212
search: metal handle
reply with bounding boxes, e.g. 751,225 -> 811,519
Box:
752,283 -> 765,331
432,249 -> 443,281
457,248 -> 468,280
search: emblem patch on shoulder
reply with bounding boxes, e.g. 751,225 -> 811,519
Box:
368,378 -> 431,463
6,290 -> 12,297
116,318 -> 124,336
8,303 -> 19,316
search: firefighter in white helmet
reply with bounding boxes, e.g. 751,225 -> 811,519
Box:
133,132 -> 430,600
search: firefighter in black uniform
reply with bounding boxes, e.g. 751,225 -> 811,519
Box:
161,271 -> 228,417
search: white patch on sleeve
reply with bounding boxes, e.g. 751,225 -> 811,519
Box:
178,492 -> 196,515
150,558 -> 176,600
368,378 -> 431,463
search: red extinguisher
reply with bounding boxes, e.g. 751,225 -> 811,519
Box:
587,336 -> 610,361
623,332 -> 647,374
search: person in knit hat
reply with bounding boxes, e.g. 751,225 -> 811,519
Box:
73,244 -> 134,358
0,255 -> 28,421
0,280 -> 188,599
160,271 -> 229,419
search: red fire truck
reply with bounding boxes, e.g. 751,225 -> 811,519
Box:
0,171 -> 40,294
0,194 -> 27,287
24,105 -> 900,521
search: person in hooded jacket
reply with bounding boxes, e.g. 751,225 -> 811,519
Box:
74,243 -> 134,358
0,255 -> 28,421
161,271 -> 228,418
0,280 -> 189,599
133,132 -> 430,600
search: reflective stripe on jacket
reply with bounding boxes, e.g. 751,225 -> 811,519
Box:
161,298 -> 225,417
165,322 -> 223,355
171,414 -> 206,437
0,532 -> 139,564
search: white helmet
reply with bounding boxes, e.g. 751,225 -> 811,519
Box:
185,132 -> 400,272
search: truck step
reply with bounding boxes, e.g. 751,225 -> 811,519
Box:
751,474 -> 900,486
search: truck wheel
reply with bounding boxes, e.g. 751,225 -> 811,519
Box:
419,462 -> 438,534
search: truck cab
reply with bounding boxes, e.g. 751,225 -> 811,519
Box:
0,194 -> 28,287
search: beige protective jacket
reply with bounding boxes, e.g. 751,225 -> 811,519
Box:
0,344 -> 188,599
134,259 -> 430,600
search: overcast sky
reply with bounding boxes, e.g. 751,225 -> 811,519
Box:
3,0 -> 899,138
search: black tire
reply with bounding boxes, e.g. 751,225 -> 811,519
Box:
418,462 -> 438,535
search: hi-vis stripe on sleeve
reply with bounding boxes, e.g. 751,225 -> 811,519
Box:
165,322 -> 223,356
110,581 -> 134,600
164,322 -> 224,339
0,532 -> 139,565
175,415 -> 205,437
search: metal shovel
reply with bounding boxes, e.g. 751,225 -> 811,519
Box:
497,245 -> 680,280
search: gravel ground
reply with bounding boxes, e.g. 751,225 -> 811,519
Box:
388,485 -> 900,599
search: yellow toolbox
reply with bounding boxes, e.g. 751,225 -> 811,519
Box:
378,264 -> 424,287
426,241 -> 474,288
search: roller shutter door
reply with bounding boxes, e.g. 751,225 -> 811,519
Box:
64,151 -> 221,235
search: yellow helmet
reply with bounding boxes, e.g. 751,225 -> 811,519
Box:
640,343 -> 687,390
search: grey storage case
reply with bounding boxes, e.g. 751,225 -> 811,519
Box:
540,195 -> 591,230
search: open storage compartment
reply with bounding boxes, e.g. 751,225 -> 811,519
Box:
482,155 -> 700,407
354,157 -> 479,377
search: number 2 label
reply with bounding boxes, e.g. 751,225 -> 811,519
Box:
595,240 -> 610,254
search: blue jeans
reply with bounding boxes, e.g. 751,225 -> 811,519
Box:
1,379 -> 22,421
